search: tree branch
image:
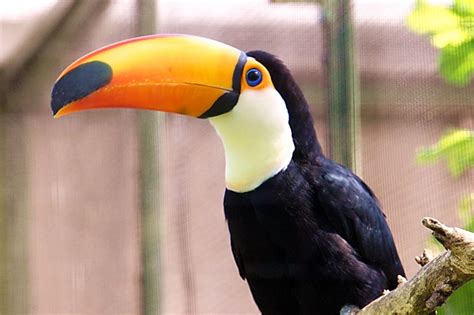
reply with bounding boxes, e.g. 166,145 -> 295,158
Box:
356,217 -> 474,315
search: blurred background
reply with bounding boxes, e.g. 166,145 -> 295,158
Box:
0,0 -> 473,314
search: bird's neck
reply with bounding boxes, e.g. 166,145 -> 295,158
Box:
246,50 -> 322,162
209,88 -> 295,193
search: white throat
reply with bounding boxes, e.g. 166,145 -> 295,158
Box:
209,88 -> 295,193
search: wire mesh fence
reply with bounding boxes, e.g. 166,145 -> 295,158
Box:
0,0 -> 472,314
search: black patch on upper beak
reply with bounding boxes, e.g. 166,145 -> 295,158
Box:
51,61 -> 112,115
198,51 -> 247,118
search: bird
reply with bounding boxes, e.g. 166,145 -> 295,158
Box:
51,34 -> 405,314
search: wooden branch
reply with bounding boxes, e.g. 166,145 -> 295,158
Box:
357,217 -> 474,315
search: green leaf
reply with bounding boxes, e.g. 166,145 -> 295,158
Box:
437,281 -> 474,315
407,0 -> 459,34
439,39 -> 474,85
416,129 -> 474,176
407,1 -> 461,35
432,29 -> 471,48
454,0 -> 474,16
458,193 -> 474,230
407,0 -> 474,85
464,216 -> 474,232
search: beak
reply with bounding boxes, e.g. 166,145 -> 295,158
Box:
51,34 -> 247,118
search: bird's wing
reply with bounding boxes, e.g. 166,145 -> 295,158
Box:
313,160 -> 405,287
230,238 -> 246,279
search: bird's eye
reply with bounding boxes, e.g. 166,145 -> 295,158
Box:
245,68 -> 263,87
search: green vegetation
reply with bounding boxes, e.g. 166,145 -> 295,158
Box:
408,1 -> 474,314
415,131 -> 474,315
408,0 -> 474,86
417,129 -> 474,177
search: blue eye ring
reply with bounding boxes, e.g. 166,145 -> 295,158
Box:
245,68 -> 263,87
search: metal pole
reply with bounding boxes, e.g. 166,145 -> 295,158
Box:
0,118 -> 28,315
136,0 -> 161,314
322,0 -> 361,172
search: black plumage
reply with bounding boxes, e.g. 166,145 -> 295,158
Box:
224,51 -> 405,314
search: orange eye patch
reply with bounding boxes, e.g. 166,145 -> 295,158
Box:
241,58 -> 274,91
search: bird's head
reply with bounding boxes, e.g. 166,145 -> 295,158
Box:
51,34 -> 317,192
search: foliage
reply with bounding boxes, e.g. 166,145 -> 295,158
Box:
416,129 -> 474,177
416,131 -> 474,315
416,130 -> 474,235
408,2 -> 474,313
458,192 -> 474,231
407,0 -> 474,86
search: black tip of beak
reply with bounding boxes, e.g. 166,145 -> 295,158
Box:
51,61 -> 113,115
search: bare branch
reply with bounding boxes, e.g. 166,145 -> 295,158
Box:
356,217 -> 474,315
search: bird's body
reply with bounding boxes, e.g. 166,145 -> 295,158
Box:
221,51 -> 404,314
225,158 -> 400,314
51,35 -> 405,315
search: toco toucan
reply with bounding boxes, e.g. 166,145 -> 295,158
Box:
51,34 -> 405,314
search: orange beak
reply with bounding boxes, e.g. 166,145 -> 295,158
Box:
51,34 -> 247,118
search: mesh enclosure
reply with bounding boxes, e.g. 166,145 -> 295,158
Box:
159,1 -> 323,313
158,0 -> 473,313
0,0 -> 472,314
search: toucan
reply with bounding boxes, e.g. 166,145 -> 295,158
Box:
51,34 -> 405,314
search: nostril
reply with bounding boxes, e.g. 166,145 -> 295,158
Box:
51,61 -> 112,115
